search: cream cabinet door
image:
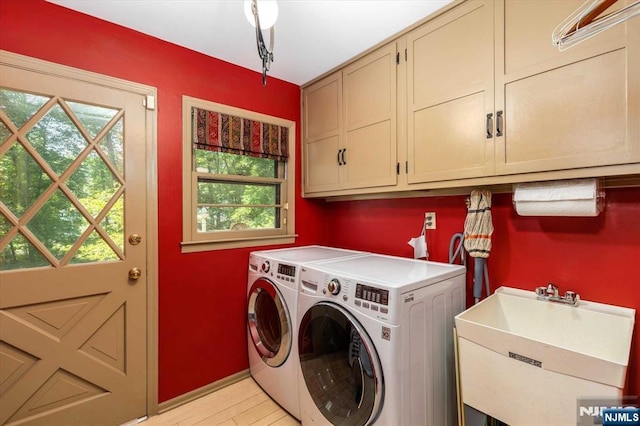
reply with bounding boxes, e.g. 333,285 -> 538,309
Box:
302,72 -> 342,194
406,0 -> 495,184
495,0 -> 640,175
342,42 -> 398,190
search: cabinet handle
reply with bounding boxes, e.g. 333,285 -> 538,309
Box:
341,148 -> 347,165
337,149 -> 343,165
496,110 -> 504,137
486,113 -> 493,139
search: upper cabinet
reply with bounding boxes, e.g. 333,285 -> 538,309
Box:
342,43 -> 398,190
302,72 -> 342,193
302,0 -> 640,198
494,0 -> 640,175
303,44 -> 398,194
406,0 -> 495,183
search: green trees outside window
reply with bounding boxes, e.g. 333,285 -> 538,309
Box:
1,89 -> 124,270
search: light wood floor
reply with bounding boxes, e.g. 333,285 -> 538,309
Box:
143,378 -> 300,426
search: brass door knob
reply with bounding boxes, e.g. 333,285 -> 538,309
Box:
129,267 -> 142,280
129,234 -> 142,245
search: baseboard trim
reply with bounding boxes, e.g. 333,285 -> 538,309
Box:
157,369 -> 251,414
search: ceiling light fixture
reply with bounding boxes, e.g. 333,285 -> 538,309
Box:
244,0 -> 278,86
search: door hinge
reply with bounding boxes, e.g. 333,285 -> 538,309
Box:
396,162 -> 400,175
143,95 -> 156,110
396,52 -> 400,65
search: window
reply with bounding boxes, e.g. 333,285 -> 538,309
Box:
182,96 -> 296,252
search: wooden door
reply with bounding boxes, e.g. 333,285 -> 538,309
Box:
407,0 -> 495,184
495,0 -> 640,174
342,42 -> 398,190
0,60 -> 148,425
302,72 -> 343,194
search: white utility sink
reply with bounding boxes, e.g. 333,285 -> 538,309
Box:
455,286 -> 635,425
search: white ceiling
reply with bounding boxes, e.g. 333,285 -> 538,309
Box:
47,0 -> 452,85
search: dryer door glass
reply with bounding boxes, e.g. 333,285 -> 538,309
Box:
248,278 -> 291,367
298,302 -> 382,426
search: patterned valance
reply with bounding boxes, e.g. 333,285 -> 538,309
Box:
193,107 -> 289,162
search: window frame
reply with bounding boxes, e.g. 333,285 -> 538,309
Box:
181,96 -> 296,252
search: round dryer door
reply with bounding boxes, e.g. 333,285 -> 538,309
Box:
248,278 -> 291,367
299,301 -> 383,426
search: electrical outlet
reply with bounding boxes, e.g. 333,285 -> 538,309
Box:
425,212 -> 436,229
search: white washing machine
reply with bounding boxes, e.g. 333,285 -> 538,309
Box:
297,254 -> 466,425
247,246 -> 367,420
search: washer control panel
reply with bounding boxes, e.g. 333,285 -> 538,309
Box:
277,262 -> 296,278
356,283 -> 389,305
300,267 -> 396,323
251,255 -> 298,284
354,283 -> 390,315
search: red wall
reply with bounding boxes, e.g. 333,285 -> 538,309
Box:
0,0 -> 328,402
2,0 -> 638,404
324,188 -> 640,396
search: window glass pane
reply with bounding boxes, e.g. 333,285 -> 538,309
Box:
0,232 -> 51,270
26,104 -> 88,176
196,206 -> 279,232
0,88 -> 51,130
67,149 -> 121,218
102,195 -> 124,252
66,101 -> 118,140
0,142 -> 53,218
0,121 -> 11,145
70,230 -> 119,264
27,189 -> 89,260
194,150 -> 277,178
99,118 -> 124,177
0,213 -> 10,237
197,180 -> 278,205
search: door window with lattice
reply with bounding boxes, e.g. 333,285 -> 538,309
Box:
1,88 -> 125,270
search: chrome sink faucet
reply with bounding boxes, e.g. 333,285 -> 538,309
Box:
535,283 -> 580,306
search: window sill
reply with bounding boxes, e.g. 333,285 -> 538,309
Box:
180,234 -> 298,253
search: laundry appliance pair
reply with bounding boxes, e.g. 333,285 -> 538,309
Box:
247,246 -> 366,419
247,246 -> 466,425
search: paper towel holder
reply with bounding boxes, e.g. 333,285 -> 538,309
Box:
512,178 -> 606,217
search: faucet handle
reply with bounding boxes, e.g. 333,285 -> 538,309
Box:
535,287 -> 547,297
564,290 -> 580,305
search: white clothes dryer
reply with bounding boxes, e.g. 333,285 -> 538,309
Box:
247,246 -> 367,420
297,254 -> 466,426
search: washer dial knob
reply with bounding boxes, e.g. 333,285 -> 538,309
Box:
261,260 -> 270,273
327,279 -> 341,295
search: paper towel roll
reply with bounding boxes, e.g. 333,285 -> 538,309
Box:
513,178 -> 604,217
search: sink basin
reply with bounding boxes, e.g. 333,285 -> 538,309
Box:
455,286 -> 635,425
